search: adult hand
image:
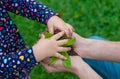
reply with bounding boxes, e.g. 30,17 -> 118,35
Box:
41,56 -> 83,73
41,56 -> 102,79
47,16 -> 74,38
72,32 -> 120,62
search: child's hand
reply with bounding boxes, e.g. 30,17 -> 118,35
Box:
47,16 -> 74,38
33,31 -> 71,62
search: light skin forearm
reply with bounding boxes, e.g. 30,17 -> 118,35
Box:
42,56 -> 102,79
85,39 -> 120,62
72,60 -> 102,79
73,32 -> 120,63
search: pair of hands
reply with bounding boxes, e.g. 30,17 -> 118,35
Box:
32,15 -> 102,79
40,33 -> 102,79
33,15 -> 74,62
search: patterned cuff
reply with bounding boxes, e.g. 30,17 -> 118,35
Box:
0,47 -> 38,74
41,9 -> 56,25
25,47 -> 38,66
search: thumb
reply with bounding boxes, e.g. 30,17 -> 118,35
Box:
41,62 -> 57,72
48,26 -> 54,34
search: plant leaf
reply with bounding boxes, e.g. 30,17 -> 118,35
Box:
50,57 -> 58,64
44,32 -> 53,38
64,38 -> 76,47
61,52 -> 71,68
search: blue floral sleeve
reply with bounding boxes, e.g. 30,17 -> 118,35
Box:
0,0 -> 57,78
2,0 -> 56,24
0,47 -> 38,78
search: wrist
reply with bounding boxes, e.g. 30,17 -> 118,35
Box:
74,61 -> 102,79
32,44 -> 45,62
71,61 -> 87,78
32,45 -> 40,62
69,57 -> 85,77
74,38 -> 95,58
81,39 -> 99,59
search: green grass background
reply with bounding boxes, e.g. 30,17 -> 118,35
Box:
9,0 -> 120,79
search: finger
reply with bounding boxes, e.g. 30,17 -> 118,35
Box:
54,53 -> 67,60
66,25 -> 72,38
48,26 -> 54,34
39,32 -> 44,39
68,28 -> 73,36
65,23 -> 75,38
66,24 -> 73,37
66,23 -> 75,32
40,34 -> 45,39
57,39 -> 69,46
41,62 -> 50,69
63,28 -> 70,38
72,32 -> 77,38
41,62 -> 57,72
51,31 -> 65,40
55,24 -> 69,37
58,47 -> 71,52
